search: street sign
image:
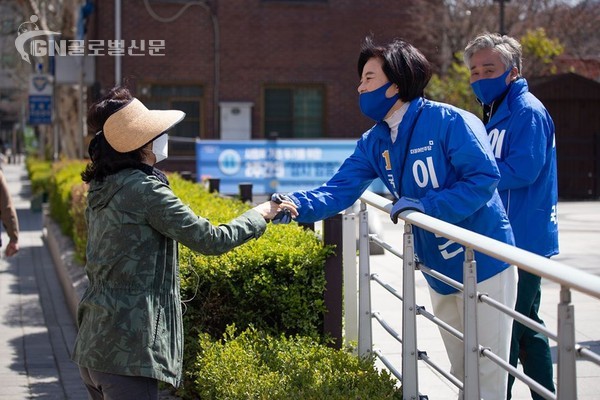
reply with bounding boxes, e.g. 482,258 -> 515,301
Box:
28,74 -> 53,125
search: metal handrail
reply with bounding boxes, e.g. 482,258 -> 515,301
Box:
352,190 -> 600,400
360,190 -> 600,299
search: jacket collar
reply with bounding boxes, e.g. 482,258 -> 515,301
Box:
369,97 -> 425,142
486,78 -> 529,126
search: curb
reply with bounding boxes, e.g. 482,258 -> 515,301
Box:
41,205 -> 87,321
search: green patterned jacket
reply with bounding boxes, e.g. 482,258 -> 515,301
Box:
71,168 -> 267,387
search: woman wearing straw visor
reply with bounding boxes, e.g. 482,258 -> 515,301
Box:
72,86 -> 297,399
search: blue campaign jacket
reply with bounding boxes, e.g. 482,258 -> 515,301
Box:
288,98 -> 514,294
486,79 -> 559,257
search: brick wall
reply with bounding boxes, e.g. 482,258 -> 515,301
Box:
91,0 -> 443,140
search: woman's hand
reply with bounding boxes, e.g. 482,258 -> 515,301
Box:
252,198 -> 298,223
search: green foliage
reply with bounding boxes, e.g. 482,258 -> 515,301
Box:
171,174 -> 332,390
39,163 -> 357,399
183,325 -> 402,400
425,53 -> 481,116
25,156 -> 53,196
178,218 -> 330,339
70,182 -> 89,264
47,160 -> 87,236
520,28 -> 564,78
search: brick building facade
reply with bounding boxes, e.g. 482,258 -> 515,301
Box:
89,0 -> 442,159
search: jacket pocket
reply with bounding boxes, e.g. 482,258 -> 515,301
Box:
149,305 -> 167,349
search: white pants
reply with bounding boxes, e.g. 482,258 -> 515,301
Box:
429,265 -> 518,400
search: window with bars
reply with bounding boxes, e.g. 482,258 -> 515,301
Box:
139,84 -> 203,156
264,86 -> 324,138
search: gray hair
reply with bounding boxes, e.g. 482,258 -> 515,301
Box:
463,32 -> 522,75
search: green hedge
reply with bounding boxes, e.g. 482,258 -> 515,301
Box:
171,175 -> 330,339
47,160 -> 88,237
25,157 -> 52,197
186,325 -> 402,400
36,158 -> 400,399
169,175 -> 332,393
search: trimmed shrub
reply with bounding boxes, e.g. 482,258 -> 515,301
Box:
170,175 -> 332,391
184,325 -> 402,400
171,174 -> 331,338
70,182 -> 89,264
179,224 -> 330,339
37,161 -> 383,400
25,157 -> 53,197
48,160 -> 87,236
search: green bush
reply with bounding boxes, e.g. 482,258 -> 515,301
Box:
184,325 -> 402,400
179,223 -> 330,339
171,175 -> 331,338
47,160 -> 87,236
170,175 -> 332,391
39,161 -> 387,399
70,182 -> 89,264
25,157 -> 53,197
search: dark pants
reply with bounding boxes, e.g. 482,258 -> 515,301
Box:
507,269 -> 555,400
79,367 -> 159,400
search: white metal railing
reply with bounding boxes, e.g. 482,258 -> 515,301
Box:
341,190 -> 600,400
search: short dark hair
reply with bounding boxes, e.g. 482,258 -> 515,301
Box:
358,36 -> 432,102
82,86 -> 150,183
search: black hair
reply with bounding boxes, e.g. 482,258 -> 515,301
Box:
358,36 -> 432,102
81,86 -> 150,183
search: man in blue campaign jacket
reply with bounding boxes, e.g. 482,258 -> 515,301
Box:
464,33 -> 559,400
278,37 -> 517,400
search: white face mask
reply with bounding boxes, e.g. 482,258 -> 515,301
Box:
152,134 -> 169,163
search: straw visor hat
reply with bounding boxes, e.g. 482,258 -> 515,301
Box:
103,98 -> 185,153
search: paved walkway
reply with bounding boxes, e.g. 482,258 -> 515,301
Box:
0,161 -> 87,399
0,159 -> 599,399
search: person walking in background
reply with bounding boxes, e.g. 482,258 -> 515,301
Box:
275,36 -> 517,400
0,169 -> 19,257
72,86 -> 297,400
464,32 -> 559,400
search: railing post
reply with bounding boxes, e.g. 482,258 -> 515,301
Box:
357,202 -> 372,357
238,182 -> 253,203
463,247 -> 480,399
342,211 -> 358,347
557,285 -> 577,399
402,221 -> 419,399
208,178 -> 220,193
323,214 -> 344,349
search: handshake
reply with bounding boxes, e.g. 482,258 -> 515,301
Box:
270,193 -> 296,224
252,193 -> 298,224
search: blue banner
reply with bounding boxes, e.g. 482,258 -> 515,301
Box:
196,139 -> 385,195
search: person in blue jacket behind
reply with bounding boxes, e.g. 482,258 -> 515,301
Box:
274,36 -> 517,400
464,32 -> 559,400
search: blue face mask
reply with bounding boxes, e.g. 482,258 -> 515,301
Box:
470,67 -> 513,105
359,81 -> 400,122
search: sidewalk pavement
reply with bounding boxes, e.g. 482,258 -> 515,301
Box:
0,160 -> 598,399
0,161 -> 87,399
